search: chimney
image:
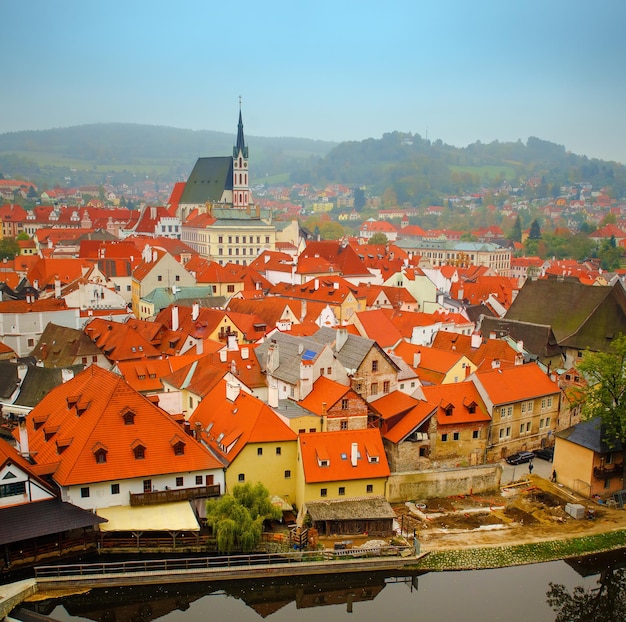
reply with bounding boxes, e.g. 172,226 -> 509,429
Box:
333,281 -> 339,290
489,332 -> 496,340
491,358 -> 501,369
314,278 -> 319,290
241,347 -> 249,360
470,332 -> 482,349
196,339 -> 203,355
219,349 -> 228,363
268,376 -> 279,408
300,299 -> 307,322
227,334 -> 238,350
413,350 -> 421,367
226,381 -> 240,402
266,343 -> 279,373
192,302 -> 199,321
300,360 -> 313,398
18,418 -> 30,459
230,359 -> 237,375
336,327 -> 349,352
54,278 -> 61,299
350,442 -> 358,467
61,368 -> 74,382
41,343 -> 48,360
516,339 -> 524,353
171,305 -> 179,331
152,250 -> 158,262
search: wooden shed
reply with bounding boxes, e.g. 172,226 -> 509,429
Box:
304,496 -> 395,537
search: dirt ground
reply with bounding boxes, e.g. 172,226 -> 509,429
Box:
393,475 -> 626,551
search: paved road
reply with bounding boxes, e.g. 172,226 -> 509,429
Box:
500,455 -> 554,484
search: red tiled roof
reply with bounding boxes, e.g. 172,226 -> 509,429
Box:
299,428 -> 390,483
20,366 -> 222,486
422,382 -> 491,426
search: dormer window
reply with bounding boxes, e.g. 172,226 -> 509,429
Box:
131,440 -> 146,460
93,443 -> 108,464
121,407 -> 136,425
171,436 -> 186,456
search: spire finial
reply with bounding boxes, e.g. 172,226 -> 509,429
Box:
238,95 -> 242,111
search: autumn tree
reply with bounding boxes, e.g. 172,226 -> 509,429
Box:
577,334 -> 626,488
205,482 -> 282,554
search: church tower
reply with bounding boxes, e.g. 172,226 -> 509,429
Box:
232,101 -> 250,209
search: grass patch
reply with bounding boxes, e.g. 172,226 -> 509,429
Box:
412,530 -> 626,571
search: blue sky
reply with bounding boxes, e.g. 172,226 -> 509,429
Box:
3,1 -> 626,163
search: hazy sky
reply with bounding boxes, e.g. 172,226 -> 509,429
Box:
3,1 -> 626,163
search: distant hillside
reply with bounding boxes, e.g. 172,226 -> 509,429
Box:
294,132 -> 626,205
0,123 -> 336,188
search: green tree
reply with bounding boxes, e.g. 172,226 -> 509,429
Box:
509,215 -> 522,243
205,482 -> 281,554
368,232 -> 388,245
528,218 -> 542,240
0,238 -> 19,260
16,231 -> 30,241
577,334 -> 626,488
353,186 -> 366,211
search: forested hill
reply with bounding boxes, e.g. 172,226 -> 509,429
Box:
1,124 -> 625,205
0,124 -> 336,186
293,132 -> 626,205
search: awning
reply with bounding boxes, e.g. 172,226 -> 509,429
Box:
97,501 -> 200,532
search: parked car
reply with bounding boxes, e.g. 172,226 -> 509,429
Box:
533,447 -> 554,462
505,451 -> 535,465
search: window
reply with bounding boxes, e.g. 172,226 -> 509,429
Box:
276,446 -> 282,455
143,479 -> 151,492
319,367 -> 324,376
0,481 -> 26,498
371,360 -> 379,372
472,430 -> 480,439
338,486 -> 345,496
227,284 -> 235,293
441,433 -> 448,442
341,398 -> 349,410
95,449 -> 107,464
27,338 -> 35,348
238,473 -> 245,482
383,381 -> 390,394
340,420 -> 348,430
157,275 -> 162,282
196,475 -> 203,485
320,488 -> 327,497
500,407 -> 506,419
173,442 -> 185,456
366,484 -> 374,494
176,477 -> 184,487
133,445 -> 145,460
284,470 -> 291,479
265,236 -> 270,244
257,447 -> 263,456
370,382 -> 378,396
453,432 -> 460,441
327,366 -> 332,375
81,487 -> 90,498
111,483 -> 120,495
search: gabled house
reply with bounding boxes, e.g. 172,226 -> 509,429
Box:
255,331 -> 344,404
189,379 -> 298,504
314,326 -> 401,402
431,330 -> 522,369
469,363 -> 561,462
553,418 -> 624,499
421,382 -> 491,467
297,376 -> 370,431
14,366 -> 225,512
131,246 -> 196,317
296,428 -> 391,517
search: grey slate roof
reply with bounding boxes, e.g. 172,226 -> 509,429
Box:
15,363 -> 85,408
179,156 -> 233,204
0,361 -> 19,400
254,332 -> 328,385
314,327 -> 400,374
479,316 -> 562,359
31,323 -> 102,367
556,417 -> 623,454
142,286 -> 225,314
0,499 -> 107,546
306,496 -> 396,521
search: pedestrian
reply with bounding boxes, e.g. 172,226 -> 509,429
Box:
551,469 -> 557,483
528,461 -> 534,474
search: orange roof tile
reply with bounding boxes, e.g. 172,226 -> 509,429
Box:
21,366 -> 222,486
299,429 -> 390,483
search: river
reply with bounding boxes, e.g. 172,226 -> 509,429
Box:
22,550 -> 625,622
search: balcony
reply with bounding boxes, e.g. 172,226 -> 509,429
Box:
130,484 -> 221,507
593,463 -> 624,481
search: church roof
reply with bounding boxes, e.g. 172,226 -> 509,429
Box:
179,156 -> 233,204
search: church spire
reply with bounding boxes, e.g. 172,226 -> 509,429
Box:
234,96 -> 248,159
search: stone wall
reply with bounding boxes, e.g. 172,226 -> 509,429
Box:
386,464 -> 502,503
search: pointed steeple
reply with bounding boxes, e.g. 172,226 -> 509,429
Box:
234,99 -> 248,158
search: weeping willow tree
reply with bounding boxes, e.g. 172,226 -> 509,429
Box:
205,482 -> 282,553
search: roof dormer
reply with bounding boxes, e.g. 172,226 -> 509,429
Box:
92,442 -> 108,464
121,407 -> 136,425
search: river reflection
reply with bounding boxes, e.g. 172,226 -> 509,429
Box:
25,551 -> 626,622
